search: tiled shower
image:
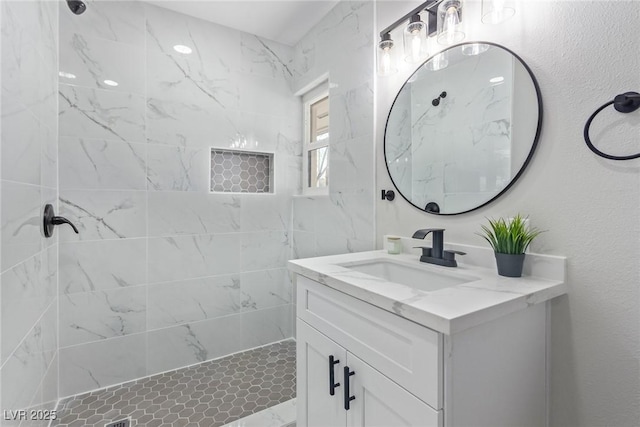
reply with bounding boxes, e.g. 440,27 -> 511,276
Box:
0,0 -> 373,425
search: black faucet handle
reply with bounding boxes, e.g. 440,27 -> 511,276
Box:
43,204 -> 79,237
443,250 -> 466,261
52,216 -> 79,234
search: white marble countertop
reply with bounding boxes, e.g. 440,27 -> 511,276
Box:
288,240 -> 567,335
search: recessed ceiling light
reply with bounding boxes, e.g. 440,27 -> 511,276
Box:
59,71 -> 76,79
490,76 -> 504,83
103,79 -> 119,87
173,44 -> 192,54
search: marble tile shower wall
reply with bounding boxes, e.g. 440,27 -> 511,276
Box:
291,1 -> 375,259
57,1 -> 299,398
0,0 -> 60,424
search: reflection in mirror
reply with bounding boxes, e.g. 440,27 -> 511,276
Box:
384,42 -> 541,215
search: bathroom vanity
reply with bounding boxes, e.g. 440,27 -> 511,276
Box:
288,240 -> 566,427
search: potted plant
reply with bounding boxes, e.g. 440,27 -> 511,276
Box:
477,214 -> 544,277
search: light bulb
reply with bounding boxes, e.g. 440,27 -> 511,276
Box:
382,48 -> 392,75
378,33 -> 397,76
437,1 -> 465,45
411,34 -> 422,62
403,15 -> 427,64
444,7 -> 460,44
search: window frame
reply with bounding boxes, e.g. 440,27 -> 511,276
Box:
302,83 -> 330,196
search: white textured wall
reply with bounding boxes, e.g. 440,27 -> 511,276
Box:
376,1 -> 640,425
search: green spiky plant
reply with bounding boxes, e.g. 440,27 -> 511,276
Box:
477,214 -> 544,254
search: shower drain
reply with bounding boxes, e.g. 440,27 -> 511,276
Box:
104,419 -> 130,427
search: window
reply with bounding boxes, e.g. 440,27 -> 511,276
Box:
303,83 -> 329,194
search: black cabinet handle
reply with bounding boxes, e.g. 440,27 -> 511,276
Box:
43,204 -> 79,238
329,355 -> 341,396
343,366 -> 355,410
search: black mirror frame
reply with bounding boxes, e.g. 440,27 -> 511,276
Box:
383,41 -> 543,215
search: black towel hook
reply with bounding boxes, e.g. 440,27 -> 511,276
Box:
583,91 -> 640,160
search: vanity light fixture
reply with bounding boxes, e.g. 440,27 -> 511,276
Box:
173,44 -> 193,54
377,1 -> 439,76
437,0 -> 465,45
377,33 -> 397,76
377,0 -> 467,76
403,14 -> 428,63
481,0 -> 515,24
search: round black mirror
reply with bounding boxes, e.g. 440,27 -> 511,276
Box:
384,42 -> 542,215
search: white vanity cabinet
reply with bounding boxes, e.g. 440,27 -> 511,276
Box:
298,321 -> 440,427
296,275 -> 549,427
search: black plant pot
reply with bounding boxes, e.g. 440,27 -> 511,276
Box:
495,252 -> 525,277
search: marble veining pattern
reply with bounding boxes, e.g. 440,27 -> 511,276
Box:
59,137 -> 147,190
59,239 -> 146,294
54,0 -> 302,398
386,47 -> 518,212
59,84 -> 146,143
147,274 -> 243,329
1,181 -> 43,271
147,234 -> 241,284
1,245 -> 57,364
59,0 -> 145,46
59,285 -> 146,347
147,192 -> 241,236
59,190 -> 147,241
58,334 -> 147,397
1,0 -> 61,418
59,31 -> 145,94
289,243 -> 566,335
240,34 -> 294,81
2,107 -> 46,186
147,145 -> 209,192
290,1 -> 375,262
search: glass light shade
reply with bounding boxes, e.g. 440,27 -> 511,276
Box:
437,0 -> 465,45
461,43 -> 490,56
482,0 -> 515,24
425,51 -> 449,71
377,34 -> 397,76
403,15 -> 428,64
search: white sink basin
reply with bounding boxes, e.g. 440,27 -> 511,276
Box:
339,259 -> 476,292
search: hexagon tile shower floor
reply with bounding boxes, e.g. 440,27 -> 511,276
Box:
52,340 -> 296,427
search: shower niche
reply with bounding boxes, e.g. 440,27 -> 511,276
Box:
210,149 -> 274,194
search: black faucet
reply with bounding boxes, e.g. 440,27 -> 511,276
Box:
412,228 -> 465,267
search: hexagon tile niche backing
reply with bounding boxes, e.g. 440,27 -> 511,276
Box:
211,149 -> 273,193
52,340 -> 296,427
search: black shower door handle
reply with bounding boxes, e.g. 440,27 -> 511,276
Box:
329,355 -> 340,395
343,366 -> 355,410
